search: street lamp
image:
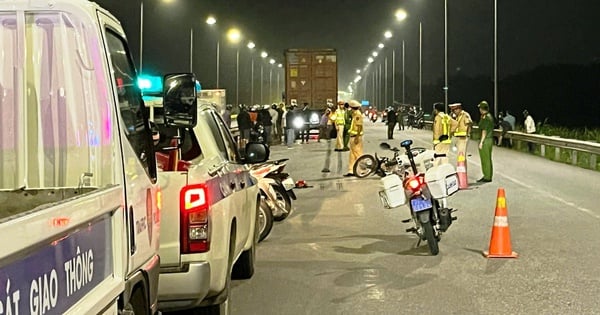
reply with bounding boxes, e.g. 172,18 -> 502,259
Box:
227,28 -> 242,106
206,16 -> 219,88
277,63 -> 283,104
269,58 -> 275,103
260,51 -> 268,104
247,41 -> 256,105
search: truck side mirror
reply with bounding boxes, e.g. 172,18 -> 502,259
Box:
163,73 -> 198,128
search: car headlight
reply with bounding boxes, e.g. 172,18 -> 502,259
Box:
293,117 -> 305,129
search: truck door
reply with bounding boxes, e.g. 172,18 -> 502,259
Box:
100,14 -> 160,274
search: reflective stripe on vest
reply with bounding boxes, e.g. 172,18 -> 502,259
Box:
434,113 -> 452,144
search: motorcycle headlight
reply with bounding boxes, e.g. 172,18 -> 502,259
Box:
293,117 -> 305,129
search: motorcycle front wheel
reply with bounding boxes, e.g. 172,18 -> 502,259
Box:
422,221 -> 439,255
258,197 -> 274,242
353,154 -> 377,178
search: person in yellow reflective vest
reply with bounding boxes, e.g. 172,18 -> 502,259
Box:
332,101 -> 346,151
449,103 -> 473,159
345,100 -> 364,176
432,102 -> 457,166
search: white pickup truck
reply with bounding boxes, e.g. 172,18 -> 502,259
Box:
0,1 -> 193,314
149,97 -> 269,313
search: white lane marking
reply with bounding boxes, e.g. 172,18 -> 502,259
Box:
468,157 -> 599,219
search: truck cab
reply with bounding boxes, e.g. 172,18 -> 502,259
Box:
147,89 -> 269,313
0,1 -> 192,313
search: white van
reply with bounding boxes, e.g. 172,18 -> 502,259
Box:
0,1 -> 195,313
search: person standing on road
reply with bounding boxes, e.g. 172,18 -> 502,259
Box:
432,102 -> 456,166
523,109 -> 536,153
398,106 -> 405,131
386,107 -> 397,139
332,101 -> 346,151
342,102 -> 352,151
276,103 -> 285,144
345,100 -> 364,177
449,103 -> 472,158
300,103 -> 311,143
477,101 -> 494,183
269,104 -> 279,144
236,105 -> 252,144
285,105 -> 298,148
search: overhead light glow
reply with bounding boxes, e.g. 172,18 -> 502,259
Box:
226,28 -> 241,43
269,58 -> 275,64
247,41 -> 255,49
378,43 -> 385,49
261,51 -> 268,58
384,31 -> 393,39
372,51 -> 378,57
206,16 -> 216,25
368,57 -> 374,63
395,9 -> 407,21
356,69 -> 361,74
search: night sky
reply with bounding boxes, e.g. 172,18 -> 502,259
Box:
95,0 -> 600,125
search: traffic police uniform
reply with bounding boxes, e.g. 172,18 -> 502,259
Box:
449,103 -> 472,157
432,110 -> 455,166
332,101 -> 346,151
346,101 -> 364,175
477,101 -> 494,182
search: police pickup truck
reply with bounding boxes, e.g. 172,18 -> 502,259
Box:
148,91 -> 268,313
0,0 -> 193,313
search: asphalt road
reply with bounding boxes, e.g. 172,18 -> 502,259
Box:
230,121 -> 600,315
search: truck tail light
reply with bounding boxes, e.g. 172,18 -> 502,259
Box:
180,184 -> 210,253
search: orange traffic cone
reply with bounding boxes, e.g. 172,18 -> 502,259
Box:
456,151 -> 468,189
483,188 -> 518,258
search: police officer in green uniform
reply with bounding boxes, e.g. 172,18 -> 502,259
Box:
477,101 -> 494,183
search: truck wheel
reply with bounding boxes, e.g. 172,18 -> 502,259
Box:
233,203 -> 258,279
122,287 -> 147,315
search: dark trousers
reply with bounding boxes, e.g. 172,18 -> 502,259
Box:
387,122 -> 396,139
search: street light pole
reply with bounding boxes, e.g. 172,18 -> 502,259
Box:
260,64 -> 264,104
384,56 -> 388,106
250,57 -> 254,105
419,22 -> 422,109
444,0 -> 448,113
139,2 -> 144,72
402,40 -> 405,105
189,28 -> 193,73
494,0 -> 498,118
236,48 -> 240,106
392,49 -> 396,104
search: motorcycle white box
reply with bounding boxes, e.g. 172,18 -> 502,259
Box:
425,163 -> 459,198
378,174 -> 407,208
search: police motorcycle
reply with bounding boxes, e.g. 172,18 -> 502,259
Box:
250,159 -> 295,242
353,145 -> 435,179
378,140 -> 458,255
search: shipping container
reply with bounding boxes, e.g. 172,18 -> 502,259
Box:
284,48 -> 338,111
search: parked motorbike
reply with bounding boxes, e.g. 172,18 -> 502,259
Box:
378,140 -> 458,255
353,145 -> 435,179
250,159 -> 295,242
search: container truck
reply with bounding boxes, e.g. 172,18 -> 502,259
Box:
284,49 -> 338,131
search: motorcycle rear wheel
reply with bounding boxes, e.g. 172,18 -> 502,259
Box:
353,154 -> 377,178
258,197 -> 274,242
422,221 -> 439,255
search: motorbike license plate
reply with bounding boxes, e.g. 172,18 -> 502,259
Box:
282,177 -> 295,191
410,198 -> 433,212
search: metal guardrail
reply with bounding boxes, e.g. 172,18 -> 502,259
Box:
424,120 -> 600,170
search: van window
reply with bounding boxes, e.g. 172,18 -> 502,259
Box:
1,12 -> 116,189
105,30 -> 157,182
